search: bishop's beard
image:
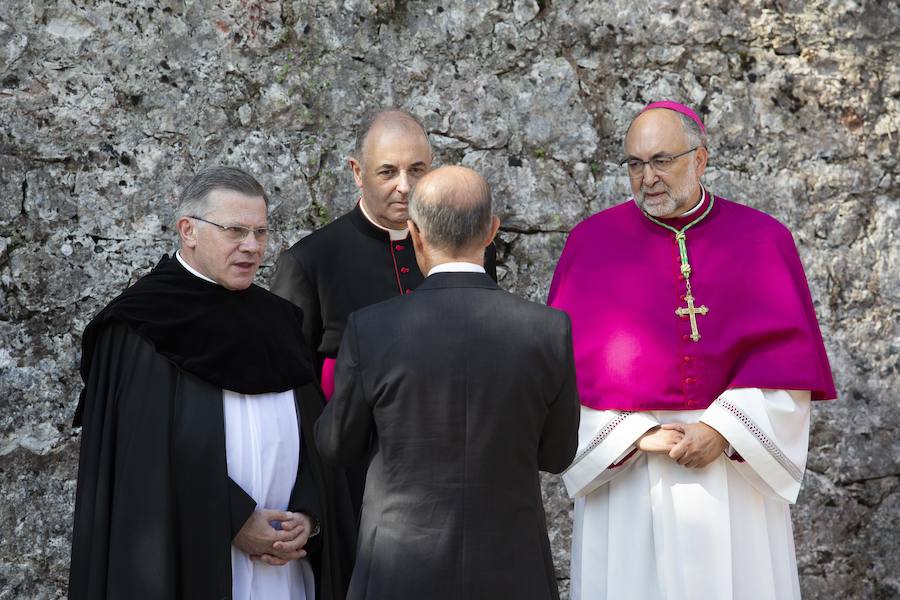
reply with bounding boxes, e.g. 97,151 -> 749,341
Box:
636,177 -> 700,218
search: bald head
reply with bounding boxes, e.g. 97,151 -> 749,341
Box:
408,165 -> 493,254
353,109 -> 432,167
625,107 -> 707,154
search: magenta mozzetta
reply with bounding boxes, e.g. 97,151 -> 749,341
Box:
548,191 -> 836,411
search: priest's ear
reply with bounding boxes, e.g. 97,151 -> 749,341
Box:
176,216 -> 199,249
408,219 -> 424,254
693,146 -> 709,178
484,215 -> 501,247
349,156 -> 364,190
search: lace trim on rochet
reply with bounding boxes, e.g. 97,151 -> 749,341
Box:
564,411 -> 634,473
715,397 -> 803,483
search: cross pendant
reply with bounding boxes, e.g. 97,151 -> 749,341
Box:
675,293 -> 709,342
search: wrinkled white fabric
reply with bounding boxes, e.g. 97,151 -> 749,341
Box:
567,389 -> 811,600
225,390 -> 315,600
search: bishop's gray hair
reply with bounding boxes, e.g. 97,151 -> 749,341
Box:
175,166 -> 268,220
408,176 -> 492,253
623,108 -> 709,151
677,112 -> 708,149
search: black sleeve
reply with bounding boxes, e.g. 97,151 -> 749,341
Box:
228,478 -> 257,540
538,315 -> 581,474
484,241 -> 499,282
315,314 -> 375,467
288,386 -> 325,529
294,382 -> 357,599
270,249 -> 324,363
69,324 -> 181,600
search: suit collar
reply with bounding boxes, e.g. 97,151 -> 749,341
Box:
415,271 -> 499,291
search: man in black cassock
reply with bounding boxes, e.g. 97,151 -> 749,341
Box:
270,108 -> 497,514
315,165 -> 580,599
69,166 -> 354,600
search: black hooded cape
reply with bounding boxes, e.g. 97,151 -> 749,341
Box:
69,255 -> 355,600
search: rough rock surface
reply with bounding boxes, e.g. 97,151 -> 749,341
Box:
0,1 -> 897,598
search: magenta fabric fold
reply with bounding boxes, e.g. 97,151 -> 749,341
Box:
548,195 -> 836,411
321,357 -> 336,401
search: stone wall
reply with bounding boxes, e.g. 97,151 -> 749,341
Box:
0,1 -> 897,598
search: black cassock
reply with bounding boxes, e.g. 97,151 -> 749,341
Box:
270,201 -> 498,374
270,202 -> 498,516
316,272 -> 580,600
69,255 -> 355,600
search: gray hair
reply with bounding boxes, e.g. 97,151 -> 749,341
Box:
408,173 -> 492,253
175,166 -> 268,220
676,112 -> 708,149
351,108 -> 432,167
623,109 -> 709,151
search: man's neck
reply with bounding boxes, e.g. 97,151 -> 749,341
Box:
421,249 -> 485,276
176,250 -> 218,285
359,198 -> 408,240
427,261 -> 486,276
680,185 -> 706,217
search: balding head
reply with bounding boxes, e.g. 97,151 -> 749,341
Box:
353,109 -> 432,168
623,107 -> 708,218
408,165 -> 493,254
349,108 -> 434,229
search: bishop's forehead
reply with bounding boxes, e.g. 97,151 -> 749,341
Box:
625,109 -> 690,154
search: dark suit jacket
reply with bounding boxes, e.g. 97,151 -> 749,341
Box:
270,203 -> 498,374
315,271 -> 580,600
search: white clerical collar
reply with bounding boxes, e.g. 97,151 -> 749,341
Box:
679,186 -> 707,217
427,262 -> 486,277
359,198 -> 409,241
176,250 -> 219,285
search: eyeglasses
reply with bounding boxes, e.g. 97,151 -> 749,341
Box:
622,147 -> 699,179
189,216 -> 270,243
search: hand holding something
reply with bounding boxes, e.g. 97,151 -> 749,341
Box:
233,509 -> 309,564
665,422 -> 728,468
259,512 -> 316,566
637,426 -> 684,453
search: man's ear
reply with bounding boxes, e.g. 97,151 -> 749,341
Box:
176,217 -> 198,249
694,146 -> 709,178
408,219 -> 425,253
349,157 -> 364,190
484,215 -> 501,247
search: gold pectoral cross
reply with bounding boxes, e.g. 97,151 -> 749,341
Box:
676,293 -> 709,342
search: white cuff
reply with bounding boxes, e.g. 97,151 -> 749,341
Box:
701,390 -> 806,503
562,410 -> 658,499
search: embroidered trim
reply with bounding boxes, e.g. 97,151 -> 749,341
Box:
715,398 -> 803,482
565,411 -> 634,471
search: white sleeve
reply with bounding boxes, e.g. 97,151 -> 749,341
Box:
700,388 -> 811,503
561,405 -> 659,499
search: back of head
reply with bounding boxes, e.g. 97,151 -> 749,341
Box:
175,166 -> 268,220
408,165 -> 492,254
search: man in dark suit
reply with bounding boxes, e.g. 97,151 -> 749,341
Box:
315,165 -> 580,600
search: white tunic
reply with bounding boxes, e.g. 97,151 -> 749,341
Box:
566,388 -> 811,600
176,251 -> 314,599
225,390 -> 315,600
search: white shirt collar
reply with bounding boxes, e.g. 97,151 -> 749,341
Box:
427,262 -> 486,277
680,185 -> 707,217
359,198 -> 409,241
176,250 -> 218,285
